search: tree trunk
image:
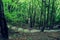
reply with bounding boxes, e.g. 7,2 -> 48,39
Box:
50,0 -> 55,29
0,0 -> 8,40
41,0 -> 47,32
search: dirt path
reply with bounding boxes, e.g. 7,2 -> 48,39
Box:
9,32 -> 60,40
8,25 -> 60,40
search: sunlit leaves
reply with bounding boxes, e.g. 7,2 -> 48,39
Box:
55,0 -> 60,21
3,0 -> 60,25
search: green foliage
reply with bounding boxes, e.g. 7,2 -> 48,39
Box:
2,0 -> 60,26
55,0 -> 60,22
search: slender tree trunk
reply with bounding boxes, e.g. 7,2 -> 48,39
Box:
50,0 -> 55,29
41,0 -> 46,32
0,0 -> 8,40
32,7 -> 36,28
47,0 -> 50,29
28,2 -> 33,29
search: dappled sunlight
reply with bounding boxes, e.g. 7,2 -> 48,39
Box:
0,0 -> 60,40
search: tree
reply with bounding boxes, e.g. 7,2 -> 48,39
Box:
41,0 -> 46,32
0,0 -> 8,40
50,0 -> 56,29
28,2 -> 33,29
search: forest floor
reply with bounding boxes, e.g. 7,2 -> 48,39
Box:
9,32 -> 60,40
8,25 -> 60,40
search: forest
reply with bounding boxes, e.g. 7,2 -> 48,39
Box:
0,0 -> 60,40
2,0 -> 60,30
